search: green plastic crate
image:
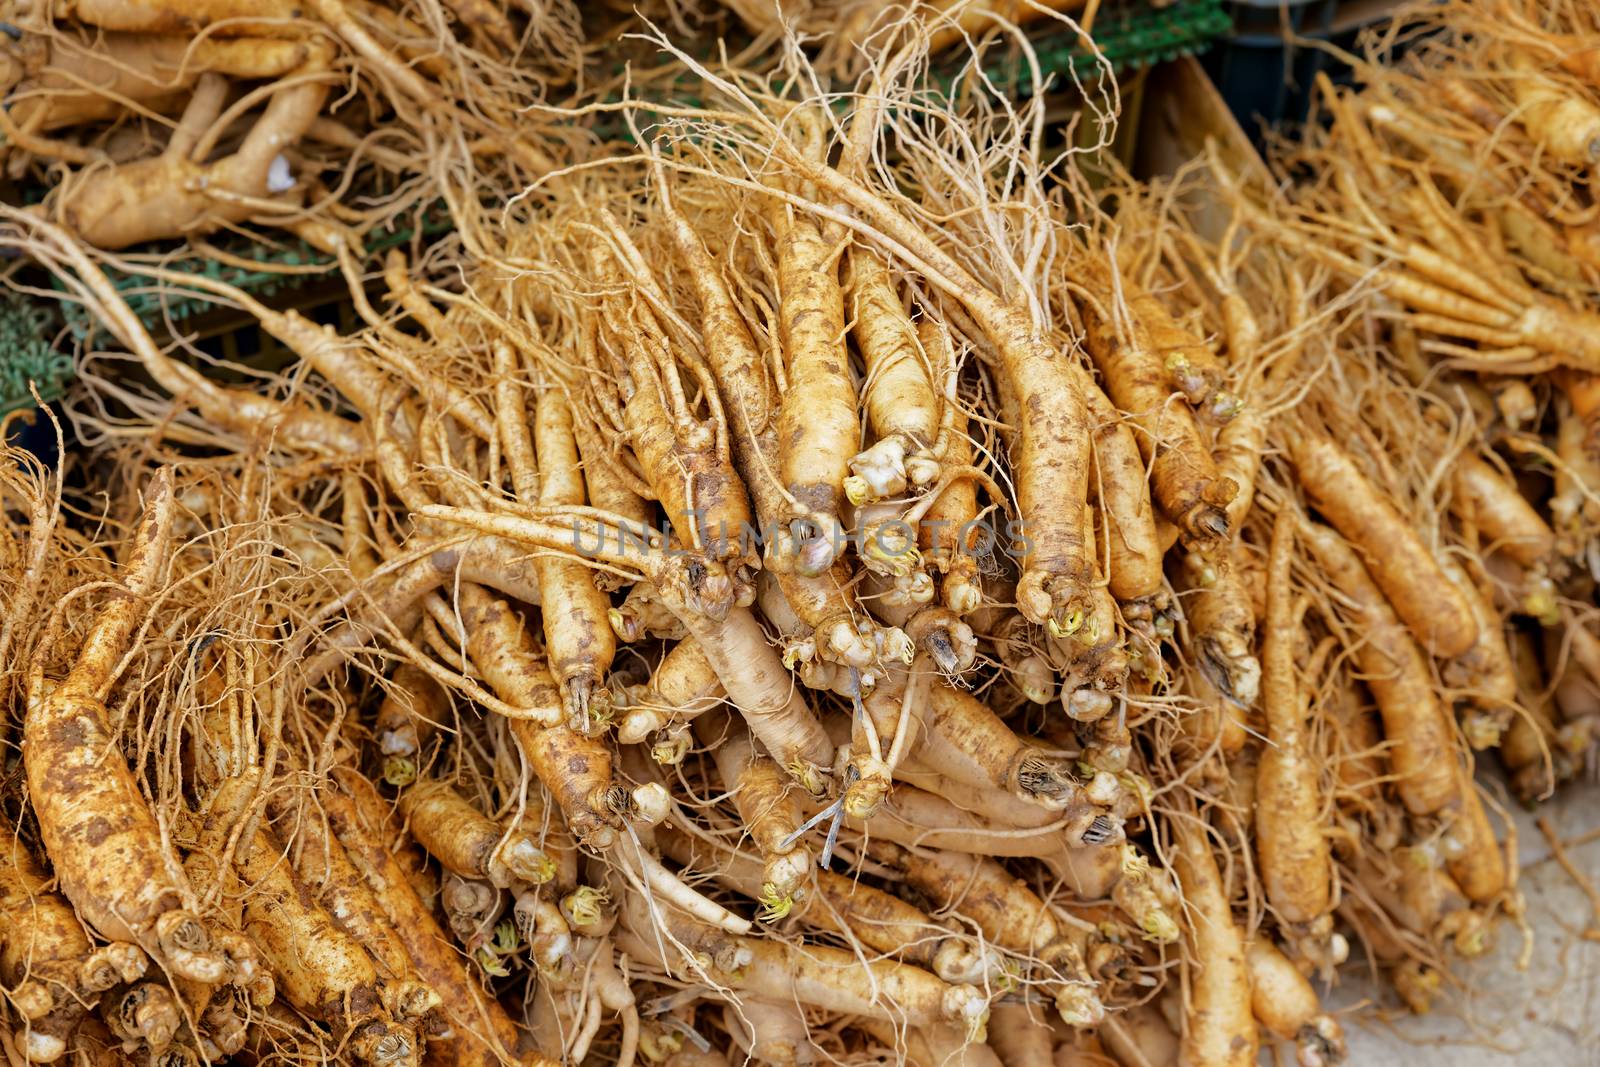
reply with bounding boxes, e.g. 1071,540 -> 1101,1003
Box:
0,292 -> 72,417
1014,0 -> 1232,84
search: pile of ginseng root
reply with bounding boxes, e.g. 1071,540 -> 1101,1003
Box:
0,3 -> 1599,1065
0,0 -> 587,254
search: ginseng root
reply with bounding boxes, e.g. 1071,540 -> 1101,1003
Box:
1255,514 -> 1333,930
0,821 -> 148,1063
1168,808 -> 1257,1067
845,248 -> 945,503
24,469 -> 232,985
772,206 -> 860,576
398,778 -> 555,888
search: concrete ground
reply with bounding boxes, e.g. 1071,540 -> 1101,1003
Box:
1319,779 -> 1600,1065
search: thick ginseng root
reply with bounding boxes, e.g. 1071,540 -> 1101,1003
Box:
1300,520 -> 1461,816
673,597 -> 836,787
881,844 -> 1105,1026
211,792 -> 419,1065
1247,939 -> 1347,1067
1080,365 -> 1164,607
839,658 -> 929,818
1173,546 -> 1261,718
1439,560 -> 1519,749
694,711 -> 810,914
993,611 -> 1059,707
1077,269 -> 1237,543
101,982 -> 180,1055
440,576 -> 622,849
724,999 -> 813,1067
323,776 -> 524,1066
1289,214 -> 1600,372
454,584 -> 567,731
1554,368 -> 1600,448
1439,775 -> 1507,906
781,157 -> 1096,628
506,789 -> 580,894
531,385 -> 617,726
1255,514 -> 1333,929
772,208 -> 860,575
1549,622 -> 1600,747
591,228 -> 756,584
903,605 -> 978,677
887,753 -> 1091,831
1446,445 -> 1556,571
398,778 -> 554,889
610,582 -> 690,643
615,890 -> 989,1038
282,807 -> 439,1027
657,182 -> 789,535
825,776 -> 1116,856
192,990 -> 251,1060
1102,1002 -> 1181,1067
612,825 -> 747,941
506,716 -> 622,850
1286,429 -> 1477,658
764,564 -> 914,677
854,496 -> 932,580
426,506 -> 829,788
1389,959 -> 1444,1016
36,0 -> 300,33
845,248 -> 944,503
658,827 -> 1002,984
1054,499 -> 1132,692
328,768 -> 435,909
855,565 -> 930,631
1326,670 -> 1401,850
577,940 -> 642,1067
1169,810 -> 1257,1067
985,1003 -> 1056,1067
23,468 -> 230,985
1507,52 -> 1600,166
1122,273 -> 1238,420
830,881 -> 1007,985
915,320 -> 984,616
7,31 -> 312,132
824,700 -> 1072,826
1551,394 -> 1600,558
174,829 -> 272,1020
1353,849 -> 1488,958
303,532 -> 546,680
0,821 -> 147,1063
374,662 -> 451,786
439,0 -> 517,52
921,684 -> 1104,816
516,895 -> 575,982
812,875 -> 1004,985
1211,249 -> 1304,524
652,638 -> 725,710
55,40 -> 332,247
1072,689 -> 1137,774
1041,839 -> 1181,945
1501,630 -> 1570,803
858,1018 -> 1003,1067
568,394 -> 657,589
528,985 -> 584,1063
615,637 -> 725,747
